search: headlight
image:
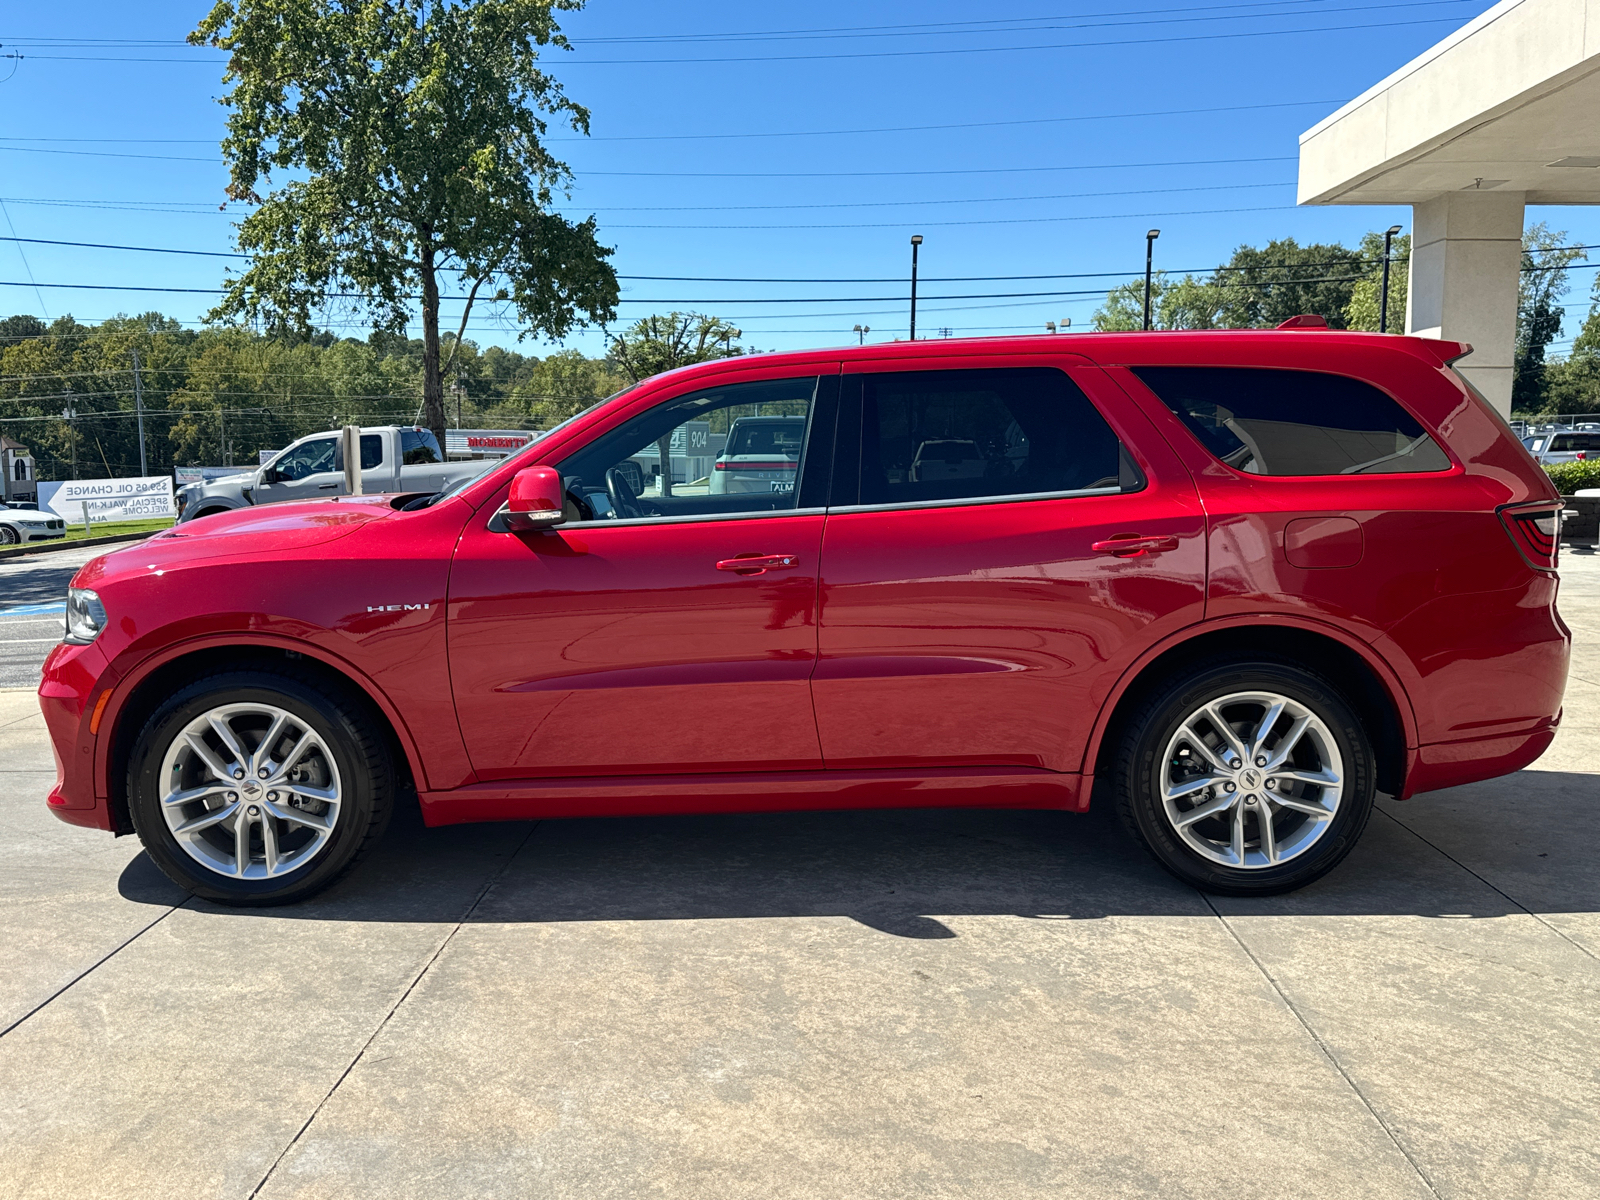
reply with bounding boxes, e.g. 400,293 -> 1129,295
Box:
64,588 -> 108,645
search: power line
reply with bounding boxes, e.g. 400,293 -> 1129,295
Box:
584,155 -> 1301,178
576,181 -> 1294,214
13,10 -> 1477,66
577,0 -> 1467,43
0,101 -> 1339,156
548,14 -> 1475,66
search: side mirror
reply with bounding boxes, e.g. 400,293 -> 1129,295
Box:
500,465 -> 566,532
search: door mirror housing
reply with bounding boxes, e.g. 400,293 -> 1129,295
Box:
500,465 -> 566,532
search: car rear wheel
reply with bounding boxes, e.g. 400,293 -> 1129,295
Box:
1114,659 -> 1376,896
127,669 -> 393,905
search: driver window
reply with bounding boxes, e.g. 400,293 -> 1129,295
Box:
273,437 -> 337,481
556,377 -> 820,522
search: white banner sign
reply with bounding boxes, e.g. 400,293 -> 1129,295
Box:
444,428 -> 538,458
47,476 -> 176,521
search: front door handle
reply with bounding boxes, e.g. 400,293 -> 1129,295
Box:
1092,533 -> 1180,558
716,553 -> 799,576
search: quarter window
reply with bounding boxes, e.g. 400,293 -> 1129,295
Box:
855,367 -> 1125,506
1134,366 -> 1450,476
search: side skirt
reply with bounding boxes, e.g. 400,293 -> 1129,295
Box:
418,766 -> 1083,826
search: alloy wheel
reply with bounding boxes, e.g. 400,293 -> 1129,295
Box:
157,702 -> 343,879
1158,690 -> 1344,869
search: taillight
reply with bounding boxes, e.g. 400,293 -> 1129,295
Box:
1499,502 -> 1561,570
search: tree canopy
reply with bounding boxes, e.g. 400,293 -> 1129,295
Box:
0,313 -> 630,479
608,313 -> 747,382
190,0 -> 620,449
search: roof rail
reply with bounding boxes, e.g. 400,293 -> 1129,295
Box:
1276,314 -> 1329,329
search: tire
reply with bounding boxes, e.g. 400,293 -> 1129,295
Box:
1113,658 -> 1376,896
127,669 -> 393,905
0,524 -> 18,546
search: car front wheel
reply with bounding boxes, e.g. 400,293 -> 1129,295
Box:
127,669 -> 393,905
1114,659 -> 1376,896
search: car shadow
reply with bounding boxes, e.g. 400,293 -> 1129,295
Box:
116,767 -> 1600,933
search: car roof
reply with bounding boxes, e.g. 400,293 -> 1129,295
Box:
644,329 -> 1471,386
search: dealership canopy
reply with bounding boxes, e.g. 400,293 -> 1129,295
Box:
1298,0 -> 1600,414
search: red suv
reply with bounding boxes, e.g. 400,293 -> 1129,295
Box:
40,331 -> 1569,905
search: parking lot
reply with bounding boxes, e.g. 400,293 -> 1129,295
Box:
0,546 -> 1596,1198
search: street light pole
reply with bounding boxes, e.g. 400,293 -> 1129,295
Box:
852,324 -> 870,345
1143,229 -> 1161,331
909,235 -> 923,340
1380,224 -> 1403,334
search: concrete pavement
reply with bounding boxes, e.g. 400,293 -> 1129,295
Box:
1,554 -> 1597,1198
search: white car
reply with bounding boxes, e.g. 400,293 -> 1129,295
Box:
0,503 -> 66,546
710,415 -> 806,495
1523,428 -> 1600,463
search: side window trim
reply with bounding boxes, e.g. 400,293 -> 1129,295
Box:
826,484 -> 1123,517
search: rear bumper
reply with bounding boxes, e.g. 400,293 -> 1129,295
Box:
1401,720 -> 1559,799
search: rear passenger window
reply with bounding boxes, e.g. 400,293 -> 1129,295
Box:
857,367 -> 1126,506
1133,366 -> 1451,476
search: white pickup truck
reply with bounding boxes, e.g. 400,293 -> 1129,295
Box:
175,426 -> 495,523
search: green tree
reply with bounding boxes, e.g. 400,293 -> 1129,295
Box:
1209,238 -> 1365,329
190,0 -> 620,451
1514,223 -> 1585,413
607,313 -> 745,382
1093,273 -> 1224,331
510,347 -> 628,425
1094,236 -> 1377,332
0,315 -> 47,343
1344,232 -> 1410,333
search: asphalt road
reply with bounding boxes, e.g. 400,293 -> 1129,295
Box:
0,545 -> 108,689
0,549 -> 1597,1197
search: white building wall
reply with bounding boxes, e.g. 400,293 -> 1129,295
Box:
1406,191 -> 1526,417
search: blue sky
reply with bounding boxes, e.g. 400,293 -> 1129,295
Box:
2,0 -> 1597,356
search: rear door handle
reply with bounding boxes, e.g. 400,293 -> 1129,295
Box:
1092,534 -> 1180,558
716,553 -> 799,575
318,483 -> 338,490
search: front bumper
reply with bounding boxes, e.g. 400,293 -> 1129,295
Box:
40,640 -> 117,831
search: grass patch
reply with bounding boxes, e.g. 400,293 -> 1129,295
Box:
57,518 -> 176,544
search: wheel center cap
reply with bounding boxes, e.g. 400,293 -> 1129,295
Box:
1239,768 -> 1262,790
242,780 -> 263,798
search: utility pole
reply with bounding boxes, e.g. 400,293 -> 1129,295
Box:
1380,224 -> 1403,334
130,349 -> 148,476
909,235 -> 923,340
61,389 -> 77,480
219,404 -> 229,467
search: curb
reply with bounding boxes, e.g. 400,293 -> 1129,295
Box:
0,532 -> 156,562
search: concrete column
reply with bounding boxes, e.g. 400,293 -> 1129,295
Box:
1406,190 -> 1525,417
